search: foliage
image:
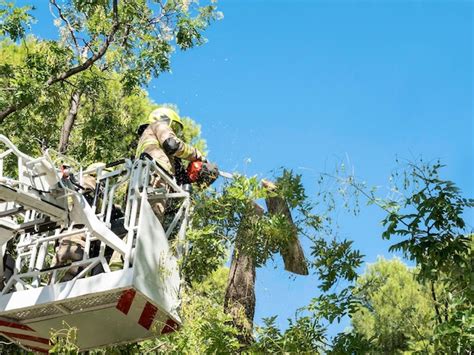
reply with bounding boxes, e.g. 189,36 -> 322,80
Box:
311,238 -> 362,292
0,41 -> 206,170
249,171 -> 365,353
252,160 -> 472,353
0,1 -> 33,41
320,159 -> 474,353
180,168 -> 365,352
330,331 -> 372,354
252,314 -> 326,354
0,38 -> 69,153
0,0 -> 222,122
430,235 -> 473,352
139,268 -> 241,354
49,321 -> 80,354
67,72 -> 155,164
380,162 -> 472,279
350,258 -> 435,353
374,162 -> 473,352
184,170 -> 320,284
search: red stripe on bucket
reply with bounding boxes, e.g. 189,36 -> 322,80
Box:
0,319 -> 34,331
138,302 -> 157,330
161,318 -> 179,334
0,330 -> 50,345
116,289 -> 136,315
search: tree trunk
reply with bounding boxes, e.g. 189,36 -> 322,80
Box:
224,203 -> 263,346
430,281 -> 443,325
58,90 -> 82,154
262,180 -> 308,275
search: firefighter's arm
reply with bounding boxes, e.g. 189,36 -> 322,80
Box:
152,122 -> 204,161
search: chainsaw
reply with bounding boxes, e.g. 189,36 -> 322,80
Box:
186,160 -> 233,186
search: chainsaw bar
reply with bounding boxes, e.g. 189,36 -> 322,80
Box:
218,170 -> 234,179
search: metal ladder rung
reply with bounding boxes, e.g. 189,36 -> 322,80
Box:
0,206 -> 24,218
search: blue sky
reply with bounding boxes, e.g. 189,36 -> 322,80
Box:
25,0 -> 473,336
153,0 -> 473,334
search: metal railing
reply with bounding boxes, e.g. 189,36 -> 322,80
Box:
0,135 -> 191,293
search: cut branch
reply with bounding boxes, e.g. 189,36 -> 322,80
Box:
262,180 -> 309,275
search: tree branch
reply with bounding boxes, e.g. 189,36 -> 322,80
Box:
50,0 -> 80,53
121,24 -> 132,47
58,90 -> 82,154
430,281 -> 443,325
46,0 -> 119,86
323,173 -> 411,229
1,1 -> 120,121
0,101 -> 28,123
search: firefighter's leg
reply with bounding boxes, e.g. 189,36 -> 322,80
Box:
150,175 -> 167,224
55,235 -> 85,281
61,243 -> 84,281
109,246 -> 124,271
151,200 -> 166,224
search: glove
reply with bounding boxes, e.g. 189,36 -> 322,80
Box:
193,149 -> 206,163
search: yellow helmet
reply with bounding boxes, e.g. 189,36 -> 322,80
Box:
148,107 -> 184,133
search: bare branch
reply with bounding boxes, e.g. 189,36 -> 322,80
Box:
50,0 -> 80,53
46,0 -> 120,86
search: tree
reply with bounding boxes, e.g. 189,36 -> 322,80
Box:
350,258 -> 434,353
2,4 -> 471,351
371,161 -> 473,352
0,0 -> 222,151
251,160 -> 472,354
0,40 -> 206,167
322,159 -> 474,353
183,171 -> 364,350
186,175 -> 295,345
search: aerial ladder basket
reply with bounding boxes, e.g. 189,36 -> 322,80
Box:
0,135 -> 190,352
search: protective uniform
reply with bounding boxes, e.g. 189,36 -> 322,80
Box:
136,110 -> 203,175
136,108 -> 204,220
54,229 -> 86,281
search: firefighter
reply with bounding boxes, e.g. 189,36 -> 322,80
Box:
135,107 -> 205,220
